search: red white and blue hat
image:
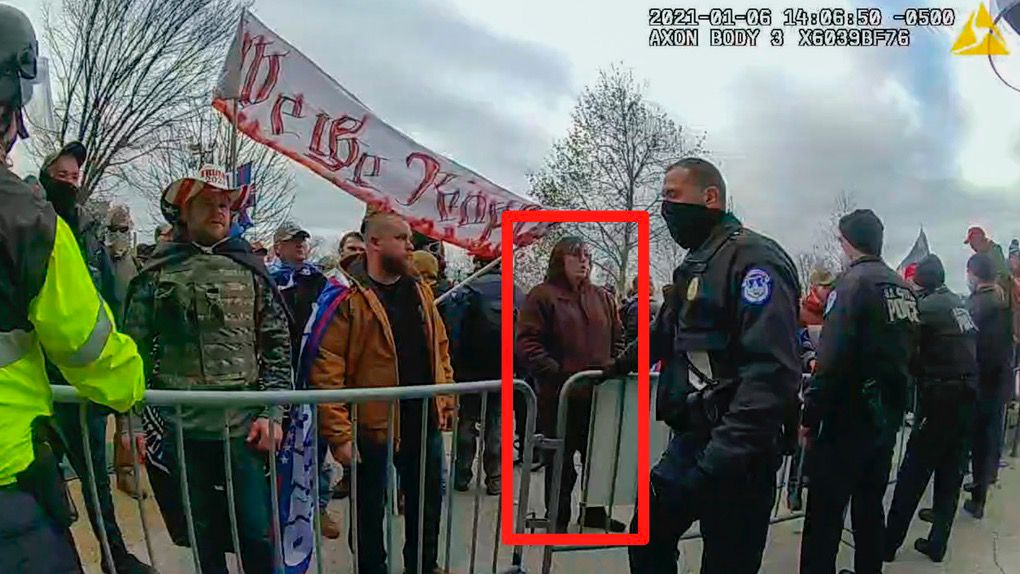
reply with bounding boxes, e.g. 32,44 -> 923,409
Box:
160,164 -> 243,224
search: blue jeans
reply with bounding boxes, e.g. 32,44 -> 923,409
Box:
351,412 -> 444,574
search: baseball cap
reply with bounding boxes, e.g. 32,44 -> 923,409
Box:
41,141 -> 87,170
274,221 -> 310,244
964,226 -> 987,245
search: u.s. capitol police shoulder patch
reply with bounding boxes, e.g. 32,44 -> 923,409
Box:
824,290 -> 838,316
741,268 -> 772,305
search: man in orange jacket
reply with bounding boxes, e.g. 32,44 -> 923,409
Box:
310,212 -> 455,574
800,268 -> 835,328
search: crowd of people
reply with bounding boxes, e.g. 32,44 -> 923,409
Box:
1,6 -> 1019,574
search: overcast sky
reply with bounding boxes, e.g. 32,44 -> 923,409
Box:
8,0 -> 1020,290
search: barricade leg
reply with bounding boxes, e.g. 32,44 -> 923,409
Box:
386,402 -> 397,574
511,382 -> 538,570
172,406 -> 203,573
444,397 -> 461,574
418,400 -> 428,574
352,404 -> 361,574
222,414 -> 245,574
268,407 -> 285,572
312,407 -> 325,574
468,393 -> 489,572
492,481 -> 502,574
125,415 -> 157,568
77,402 -> 116,572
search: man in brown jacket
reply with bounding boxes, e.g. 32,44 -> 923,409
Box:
310,213 -> 454,574
517,236 -> 625,533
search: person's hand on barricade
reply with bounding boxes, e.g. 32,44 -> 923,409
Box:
248,417 -> 284,453
594,359 -> 623,383
437,395 -> 456,431
119,432 -> 147,464
798,425 -> 814,450
333,441 -> 355,465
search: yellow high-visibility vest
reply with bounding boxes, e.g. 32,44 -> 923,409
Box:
0,215 -> 144,485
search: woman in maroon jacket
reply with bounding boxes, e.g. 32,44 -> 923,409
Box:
516,236 -> 625,533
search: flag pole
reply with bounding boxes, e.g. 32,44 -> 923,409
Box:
228,10 -> 248,227
435,255 -> 503,306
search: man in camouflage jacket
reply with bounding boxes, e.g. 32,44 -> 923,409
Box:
123,168 -> 292,574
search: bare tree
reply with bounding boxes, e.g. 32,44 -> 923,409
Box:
27,0 -> 242,202
125,107 -> 295,242
651,237 -> 684,290
529,65 -> 704,294
795,190 -> 858,288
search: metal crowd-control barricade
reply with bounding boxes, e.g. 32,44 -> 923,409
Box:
51,379 -> 538,574
535,371 -> 921,574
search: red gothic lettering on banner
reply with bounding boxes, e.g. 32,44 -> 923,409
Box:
239,33 -> 285,106
214,11 -> 552,258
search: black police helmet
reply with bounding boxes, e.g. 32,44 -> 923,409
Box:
0,5 -> 38,141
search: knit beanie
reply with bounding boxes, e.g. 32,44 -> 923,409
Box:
838,209 -> 884,257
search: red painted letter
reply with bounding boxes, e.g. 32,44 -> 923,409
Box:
270,93 -> 304,135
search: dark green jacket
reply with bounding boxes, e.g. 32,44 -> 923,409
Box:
123,238 -> 293,438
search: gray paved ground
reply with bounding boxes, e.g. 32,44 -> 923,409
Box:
69,442 -> 1020,573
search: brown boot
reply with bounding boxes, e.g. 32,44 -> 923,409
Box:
319,510 -> 341,540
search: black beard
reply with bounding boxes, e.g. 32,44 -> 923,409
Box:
381,253 -> 409,276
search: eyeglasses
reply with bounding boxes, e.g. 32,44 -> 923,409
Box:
108,225 -> 130,233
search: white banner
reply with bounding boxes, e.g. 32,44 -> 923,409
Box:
213,11 -> 551,257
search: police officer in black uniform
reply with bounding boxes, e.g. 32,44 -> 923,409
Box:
883,254 -> 977,564
799,209 -> 919,574
606,157 -> 801,574
962,252 -> 1013,519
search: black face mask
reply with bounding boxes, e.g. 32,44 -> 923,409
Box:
661,201 -> 723,249
40,171 -> 80,228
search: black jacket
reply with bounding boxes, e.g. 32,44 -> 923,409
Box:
616,213 -> 801,479
443,268 -> 525,382
0,164 -> 56,337
803,257 -> 919,443
914,286 -> 978,382
278,269 -> 328,359
621,296 -> 662,347
967,285 -> 1013,398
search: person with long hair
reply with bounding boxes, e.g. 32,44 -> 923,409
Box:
517,236 -> 626,532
